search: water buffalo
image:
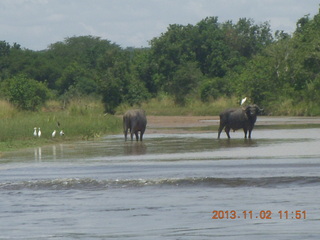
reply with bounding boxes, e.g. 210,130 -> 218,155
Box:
217,104 -> 263,139
123,109 -> 147,141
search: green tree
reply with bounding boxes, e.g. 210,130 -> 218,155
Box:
236,54 -> 277,105
0,41 -> 11,79
200,77 -> 230,101
169,62 -> 203,105
123,76 -> 150,106
4,75 -> 50,111
56,62 -> 97,95
97,45 -> 131,113
100,76 -> 123,114
149,24 -> 195,92
193,17 -> 229,77
129,48 -> 157,95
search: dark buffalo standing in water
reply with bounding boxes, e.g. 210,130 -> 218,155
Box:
123,109 -> 147,141
218,105 -> 263,139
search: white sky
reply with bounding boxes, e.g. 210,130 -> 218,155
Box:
0,0 -> 319,50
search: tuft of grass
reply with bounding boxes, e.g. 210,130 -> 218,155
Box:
0,100 -> 17,119
266,99 -> 320,116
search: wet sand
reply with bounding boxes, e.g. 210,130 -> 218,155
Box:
146,116 -> 320,134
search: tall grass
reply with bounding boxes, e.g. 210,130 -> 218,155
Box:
0,99 -> 122,151
0,100 -> 17,119
117,95 -> 237,116
263,98 -> 320,116
118,95 -> 320,117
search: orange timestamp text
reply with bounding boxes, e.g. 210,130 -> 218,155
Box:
211,210 -> 307,220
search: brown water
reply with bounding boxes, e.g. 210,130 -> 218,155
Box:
0,126 -> 320,239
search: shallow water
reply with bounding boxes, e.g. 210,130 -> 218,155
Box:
1,127 -> 320,239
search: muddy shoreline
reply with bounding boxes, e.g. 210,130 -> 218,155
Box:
146,116 -> 320,134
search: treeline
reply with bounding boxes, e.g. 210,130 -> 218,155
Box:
1,9 -> 320,115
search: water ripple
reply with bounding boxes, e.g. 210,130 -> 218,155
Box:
1,176 -> 318,191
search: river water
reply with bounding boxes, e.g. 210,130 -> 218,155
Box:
0,125 -> 320,239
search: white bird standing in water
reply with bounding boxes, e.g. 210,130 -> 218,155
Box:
52,130 -> 56,138
60,130 -> 64,136
38,128 -> 41,137
33,127 -> 37,137
241,97 -> 247,105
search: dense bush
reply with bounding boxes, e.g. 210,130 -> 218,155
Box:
3,75 -> 50,111
200,77 -> 230,101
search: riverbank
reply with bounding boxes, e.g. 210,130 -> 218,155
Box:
0,101 -> 122,153
146,116 -> 320,134
2,114 -> 320,153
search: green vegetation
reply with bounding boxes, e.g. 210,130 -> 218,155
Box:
117,94 -> 237,116
0,99 -> 122,152
3,75 -> 50,111
1,9 -> 320,150
1,10 -> 320,116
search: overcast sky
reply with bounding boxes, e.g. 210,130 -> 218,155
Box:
0,0 -> 319,50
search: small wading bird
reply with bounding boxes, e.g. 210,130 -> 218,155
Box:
60,130 -> 64,136
33,127 -> 37,137
241,97 -> 247,106
52,130 -> 56,138
38,128 -> 41,137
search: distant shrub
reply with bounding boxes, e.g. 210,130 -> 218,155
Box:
124,78 -> 150,106
200,77 -> 229,102
101,78 -> 122,114
3,75 -> 50,111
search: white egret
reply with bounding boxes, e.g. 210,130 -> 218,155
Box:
241,97 -> 247,105
33,127 -> 37,137
38,128 -> 41,137
60,130 -> 64,136
52,130 -> 56,138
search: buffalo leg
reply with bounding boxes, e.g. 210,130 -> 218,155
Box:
225,126 -> 231,139
243,128 -> 248,138
140,130 -> 145,141
124,128 -> 128,141
217,124 -> 225,139
249,126 -> 254,138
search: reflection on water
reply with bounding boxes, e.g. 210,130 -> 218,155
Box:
34,147 -> 42,161
52,145 -> 56,159
216,138 -> 259,148
123,142 -> 147,155
18,128 -> 320,164
34,144 -> 65,162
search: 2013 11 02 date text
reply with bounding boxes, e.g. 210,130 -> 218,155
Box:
211,210 -> 307,220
